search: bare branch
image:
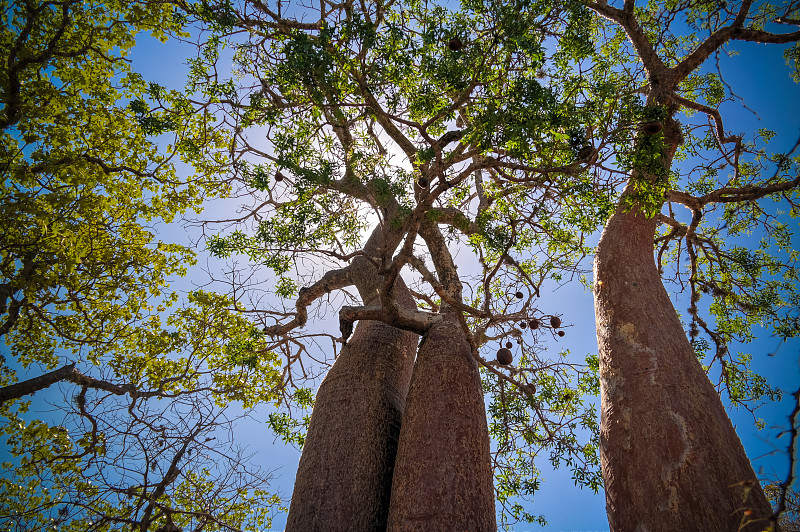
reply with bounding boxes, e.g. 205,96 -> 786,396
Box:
246,0 -> 325,30
0,364 -> 166,405
407,255 -> 490,318
735,27 -> 800,44
262,266 -> 354,336
666,174 -> 800,209
772,387 -> 800,526
671,92 -> 742,170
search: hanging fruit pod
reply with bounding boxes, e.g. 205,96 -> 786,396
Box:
519,321 -> 527,329
529,318 -> 540,330
275,171 -> 285,182
496,348 -> 513,366
416,177 -> 429,188
514,291 -> 524,299
557,330 -> 565,337
505,341 -> 513,349
549,316 -> 561,328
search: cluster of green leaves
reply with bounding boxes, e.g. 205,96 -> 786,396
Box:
0,0 -> 226,372
265,387 -> 315,449
622,133 -> 673,217
683,223 -> 799,405
1,1 -> 282,529
99,290 -> 283,406
486,351 -> 601,528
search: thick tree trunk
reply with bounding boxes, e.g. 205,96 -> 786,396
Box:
594,206 -> 773,531
387,314 -> 496,531
285,250 -> 419,531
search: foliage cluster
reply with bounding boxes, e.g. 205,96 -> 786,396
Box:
0,1 -> 284,530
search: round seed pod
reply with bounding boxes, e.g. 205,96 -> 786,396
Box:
550,316 -> 562,328
642,121 -> 663,135
496,348 -> 513,366
514,291 -> 524,299
275,171 -> 285,182
557,330 -> 565,337
417,177 -> 429,188
505,341 -> 513,349
519,321 -> 527,329
529,318 -> 540,330
448,37 -> 463,51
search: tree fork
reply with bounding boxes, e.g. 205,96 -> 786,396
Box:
594,203 -> 773,531
285,258 -> 418,531
387,314 -> 496,531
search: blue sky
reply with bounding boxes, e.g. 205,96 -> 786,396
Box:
127,12 -> 800,531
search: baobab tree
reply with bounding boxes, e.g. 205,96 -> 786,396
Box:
579,0 -> 800,529
187,0 -> 603,528
181,0 -> 800,529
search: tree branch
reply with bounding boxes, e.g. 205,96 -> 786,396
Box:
418,218 -> 465,305
139,424 -> 204,532
735,27 -> 800,44
772,387 -> 800,526
407,255 -> 489,318
585,1 -> 667,81
670,92 -> 742,170
246,0 -> 325,30
434,207 -> 479,235
262,266 -> 354,336
339,303 -> 442,335
0,364 -> 161,405
666,173 -> 800,209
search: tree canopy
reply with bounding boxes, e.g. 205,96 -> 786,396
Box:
2,0 -> 800,529
1,1 -> 285,530
189,0 -> 614,523
183,0 -> 800,525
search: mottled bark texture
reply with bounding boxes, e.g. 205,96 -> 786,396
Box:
387,314 -> 496,531
594,205 -> 773,531
285,253 -> 419,531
